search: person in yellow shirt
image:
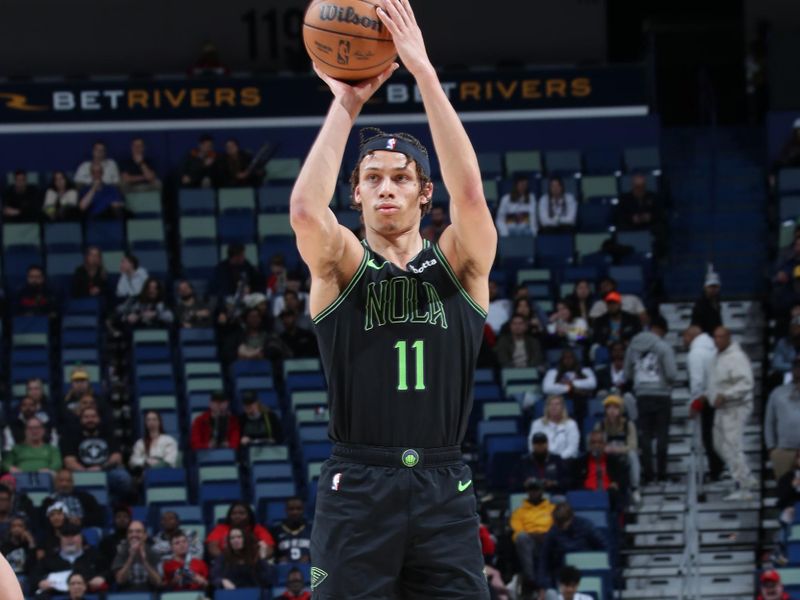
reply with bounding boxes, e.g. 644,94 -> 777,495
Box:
510,477 -> 556,596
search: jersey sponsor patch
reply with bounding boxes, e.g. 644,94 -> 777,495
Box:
408,258 -> 437,274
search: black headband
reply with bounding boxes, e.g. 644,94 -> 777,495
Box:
358,134 -> 431,178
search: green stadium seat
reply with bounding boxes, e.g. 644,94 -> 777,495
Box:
125,191 -> 162,216
184,362 -> 222,378
3,223 -> 40,249
307,461 -> 324,482
102,250 -> 125,275
258,213 -> 293,237
133,329 -> 169,344
139,396 -> 177,411
180,216 -> 217,243
265,158 -> 302,181
187,378 -> 224,393
249,445 -> 289,464
575,233 -> 608,257
483,402 -> 522,420
127,219 -> 165,247
198,465 -> 239,483
566,551 -> 610,570
291,390 -> 328,410
501,367 -> 540,388
580,176 -> 618,200
218,188 -> 256,213
516,269 -> 551,285
505,151 -> 542,176
284,358 -> 322,377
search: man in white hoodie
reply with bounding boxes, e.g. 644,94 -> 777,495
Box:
708,326 -> 756,500
683,325 -> 724,481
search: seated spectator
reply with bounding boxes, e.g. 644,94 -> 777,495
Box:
16,266 -> 56,317
97,506 -> 132,575
265,254 -> 288,297
26,377 -> 49,410
594,395 -> 640,502
116,253 -> 148,300
486,279 -> 512,334
589,277 -> 647,324
279,310 -> 319,358
64,394 -> 114,435
151,510 -> 203,561
528,396 -> 580,460
78,163 -> 125,219
2,170 -> 41,222
206,502 -> 274,559
61,407 -> 133,502
42,171 -> 79,221
225,308 -> 289,364
544,565 -> 595,600
2,417 -> 61,474
62,368 -> 95,415
542,349 -> 597,430
239,391 -> 284,447
191,391 -> 240,451
547,301 -> 589,351
564,280 -> 594,325
129,411 -> 179,471
271,497 -> 311,563
505,297 -> 546,337
175,279 -> 213,328
691,268 -> 723,335
190,41 -> 230,77
210,528 -> 272,590
119,137 -> 161,192
71,246 -> 108,298
273,289 -> 312,332
0,475 -> 36,530
615,173 -> 659,231
277,566 -> 311,600
538,176 -> 577,233
575,430 -> 629,511
38,502 -> 71,557
31,522 -> 106,595
537,503 -> 606,592
74,141 -> 120,186
592,291 -> 641,348
161,530 -> 209,590
421,205 -> 450,243
757,569 -> 791,600
66,573 -> 91,600
511,433 -> 571,494
1,516 -> 36,578
772,315 -> 800,381
766,358 -> 800,486
510,477 -> 555,593
773,119 -> 800,172
111,520 -> 162,590
181,134 -> 220,188
218,139 -> 261,187
122,277 -> 174,329
3,394 -> 57,451
773,247 -> 800,317
494,313 -> 544,369
496,175 -> 537,237
594,341 -> 632,398
41,469 -> 103,529
211,243 -> 265,301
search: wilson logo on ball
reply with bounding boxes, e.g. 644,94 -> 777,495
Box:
318,4 -> 385,32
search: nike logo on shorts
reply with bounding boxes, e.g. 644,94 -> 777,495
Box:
458,479 -> 472,492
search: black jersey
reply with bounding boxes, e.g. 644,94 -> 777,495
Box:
313,239 -> 487,448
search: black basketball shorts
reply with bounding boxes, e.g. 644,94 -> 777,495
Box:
309,443 -> 490,600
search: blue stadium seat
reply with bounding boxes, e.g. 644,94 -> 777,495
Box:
44,222 -> 83,252
231,360 -> 272,377
566,490 -> 610,511
498,236 -> 535,265
583,149 -> 621,175
214,589 -> 262,600
65,297 -> 101,315
258,184 -> 293,213
285,373 -> 326,395
179,328 -> 215,345
85,220 -> 124,250
544,150 -> 582,176
13,472 -> 53,492
251,462 -> 294,485
178,189 -> 216,215
218,214 -> 256,245
143,468 -> 186,489
778,168 -> 800,194
536,234 -> 574,267
197,448 -> 237,466
578,203 -> 613,232
477,420 -> 519,445
180,244 -> 218,279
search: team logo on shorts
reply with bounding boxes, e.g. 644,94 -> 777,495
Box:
385,137 -> 397,150
331,472 -> 341,491
311,567 -> 328,590
401,449 -> 419,468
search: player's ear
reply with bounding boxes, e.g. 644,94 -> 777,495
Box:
353,185 -> 363,208
420,180 -> 433,203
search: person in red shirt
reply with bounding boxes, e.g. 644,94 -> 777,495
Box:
575,430 -> 629,512
190,391 -> 240,451
277,567 -> 311,600
758,569 -> 791,600
161,531 -> 208,590
206,502 -> 274,559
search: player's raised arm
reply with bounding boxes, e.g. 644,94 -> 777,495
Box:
377,0 -> 497,306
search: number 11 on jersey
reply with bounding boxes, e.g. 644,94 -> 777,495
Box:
394,339 -> 425,391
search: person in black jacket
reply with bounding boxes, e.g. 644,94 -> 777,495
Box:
691,270 -> 723,334
30,522 -> 107,596
239,391 -> 284,447
592,291 -> 641,349
210,528 -> 272,590
40,469 -> 104,528
71,247 -> 109,299
510,433 -> 571,495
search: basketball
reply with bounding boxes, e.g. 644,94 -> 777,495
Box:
303,0 -> 397,81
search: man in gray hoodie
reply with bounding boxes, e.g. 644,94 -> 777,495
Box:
624,315 -> 677,483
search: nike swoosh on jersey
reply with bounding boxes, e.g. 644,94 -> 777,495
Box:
366,258 -> 389,270
458,480 -> 473,492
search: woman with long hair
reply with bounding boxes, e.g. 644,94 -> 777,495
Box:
123,277 -> 174,329
210,528 -> 272,590
129,411 -> 179,470
537,176 -> 577,233
527,395 -> 580,460
542,348 -> 597,433
206,501 -> 274,559
42,171 -> 79,221
594,394 -> 641,503
495,175 -> 537,237
547,300 -> 589,352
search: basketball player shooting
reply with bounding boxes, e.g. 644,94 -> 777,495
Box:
290,0 -> 496,597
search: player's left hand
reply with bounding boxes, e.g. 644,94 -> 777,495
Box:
377,0 -> 431,76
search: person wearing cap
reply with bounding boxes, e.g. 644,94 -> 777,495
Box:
690,267 -> 723,335
2,417 -> 62,475
513,432 -> 571,495
624,315 -> 677,484
758,569 -> 791,600
190,391 -> 240,451
39,501 -> 71,557
31,521 -> 106,595
62,367 -> 94,410
592,291 -> 641,349
538,176 -> 577,233
765,357 -> 800,481
239,391 -> 284,447
509,477 -> 555,594
594,394 -> 640,503
589,277 -> 648,325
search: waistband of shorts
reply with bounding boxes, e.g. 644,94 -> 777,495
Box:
331,443 -> 462,468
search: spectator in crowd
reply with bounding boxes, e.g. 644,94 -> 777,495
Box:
0,476 -> 36,530
709,326 -> 757,501
71,246 -> 108,298
181,134 -> 219,188
206,502 -> 274,559
210,243 -> 265,300
271,497 -> 311,563
42,171 -> 79,221
772,313 -> 800,385
495,313 -> 544,369
74,141 -> 120,186
38,502 -> 71,557
279,309 -> 319,358
547,301 -> 589,352
111,520 -> 162,590
595,341 -> 632,398
277,567 -> 311,600
218,139 -> 261,187
592,291 -> 641,349
510,476 -> 555,595
0,516 -> 35,578
78,163 -> 125,219
190,391 -> 241,451
129,411 -> 179,471
265,254 -> 288,297
119,137 -> 161,192
537,503 -> 606,592
691,268 -> 723,335
564,280 -> 594,325
589,277 -> 648,324
97,506 -> 132,574
122,277 -> 174,329
210,528 -> 272,590
41,469 -> 103,528
775,450 -> 800,566
625,315 -> 677,483
496,175 -> 537,237
772,243 -> 800,316
239,391 -> 284,447
575,430 -> 629,511
544,565 -> 595,600
615,173 -> 659,231
116,253 -> 148,300
161,530 -> 209,590
65,573 -> 91,600
225,307 -> 289,364
421,205 -> 449,242
757,569 -> 791,600
593,394 -> 640,503
16,266 -> 56,316
61,406 -> 132,502
486,280 -> 512,334
31,522 -> 106,595
773,119 -> 800,171
190,41 -> 230,77
684,324 -> 724,482
528,396 -> 580,460
765,357 -> 800,482
175,279 -> 213,328
26,378 -> 48,410
542,349 -> 597,430
151,510 -> 203,560
3,394 -> 57,451
272,288 -> 311,331
2,170 -> 41,222
538,176 -> 577,233
2,417 -> 61,474
62,368 -> 96,417
511,433 -> 571,495
504,297 -> 546,337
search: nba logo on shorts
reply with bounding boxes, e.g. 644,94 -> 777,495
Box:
385,138 -> 397,150
331,472 -> 342,491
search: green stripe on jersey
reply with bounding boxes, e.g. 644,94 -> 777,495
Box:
312,249 -> 369,324
432,244 -> 488,318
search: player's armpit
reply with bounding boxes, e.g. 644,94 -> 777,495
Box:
436,225 -> 494,313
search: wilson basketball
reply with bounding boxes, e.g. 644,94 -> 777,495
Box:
303,0 -> 397,81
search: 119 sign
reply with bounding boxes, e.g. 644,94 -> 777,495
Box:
241,7 -> 306,67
